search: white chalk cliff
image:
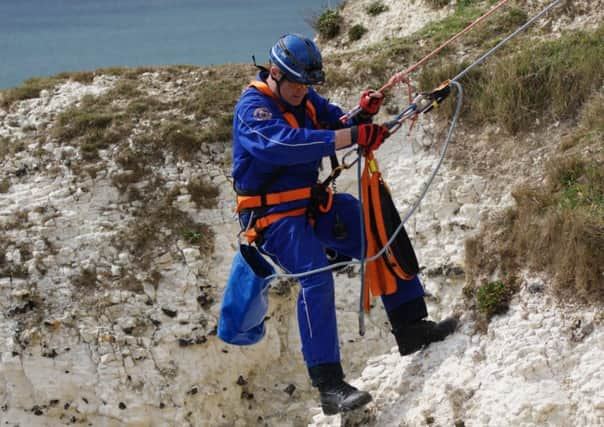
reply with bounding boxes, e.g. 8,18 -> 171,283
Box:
0,1 -> 602,426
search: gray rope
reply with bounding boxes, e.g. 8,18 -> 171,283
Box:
357,146 -> 366,335
265,83 -> 463,280
262,83 -> 463,338
452,0 -> 562,82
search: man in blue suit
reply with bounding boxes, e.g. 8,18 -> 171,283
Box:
231,33 -> 456,415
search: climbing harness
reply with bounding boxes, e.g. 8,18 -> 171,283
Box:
236,81 -> 340,245
237,0 -> 563,336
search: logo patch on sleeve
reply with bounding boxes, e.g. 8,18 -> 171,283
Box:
253,107 -> 272,121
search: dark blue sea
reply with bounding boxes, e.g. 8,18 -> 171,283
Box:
0,0 -> 340,89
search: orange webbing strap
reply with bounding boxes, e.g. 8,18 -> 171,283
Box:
304,101 -> 321,129
242,208 -> 308,244
248,81 -> 321,129
236,186 -> 333,213
317,188 -> 333,213
241,186 -> 332,243
236,187 -> 313,211
361,153 -> 398,311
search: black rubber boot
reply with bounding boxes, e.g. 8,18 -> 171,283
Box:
308,363 -> 372,415
387,296 -> 457,356
319,380 -> 372,415
393,318 -> 458,355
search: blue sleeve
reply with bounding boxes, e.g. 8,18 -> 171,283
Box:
234,92 -> 336,166
307,88 -> 352,130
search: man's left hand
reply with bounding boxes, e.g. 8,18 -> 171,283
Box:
359,89 -> 384,116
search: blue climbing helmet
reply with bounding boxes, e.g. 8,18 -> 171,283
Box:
269,34 -> 325,85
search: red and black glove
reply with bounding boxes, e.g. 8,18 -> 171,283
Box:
351,124 -> 390,152
359,89 -> 384,116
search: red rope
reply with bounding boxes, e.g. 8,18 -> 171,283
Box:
378,0 -> 512,93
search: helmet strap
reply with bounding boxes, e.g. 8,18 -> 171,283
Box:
268,63 -> 286,99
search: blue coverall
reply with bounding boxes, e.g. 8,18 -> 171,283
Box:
232,74 -> 425,368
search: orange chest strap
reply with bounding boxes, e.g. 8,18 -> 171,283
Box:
248,81 -> 321,129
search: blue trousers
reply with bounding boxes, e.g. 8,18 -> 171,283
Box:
260,193 -> 425,368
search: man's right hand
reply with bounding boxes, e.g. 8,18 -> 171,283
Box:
351,124 -> 390,152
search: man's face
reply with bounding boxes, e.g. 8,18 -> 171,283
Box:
271,67 -> 309,106
279,77 -> 309,106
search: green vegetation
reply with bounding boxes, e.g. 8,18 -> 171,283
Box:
187,177 -> 220,209
417,1 -> 486,46
52,78 -> 149,161
509,152 -> 603,302
323,1 -> 530,91
476,281 -> 511,319
315,8 -> 342,40
54,110 -> 125,161
178,65 -> 250,143
0,178 -> 9,193
160,119 -> 206,158
465,91 -> 604,309
182,229 -> 201,244
349,24 -> 368,41
420,25 -> 603,133
0,65 -> 188,109
0,137 -> 9,161
51,66 -> 239,165
114,191 -> 215,269
366,1 -> 389,16
465,6 -> 528,48
0,76 -> 65,108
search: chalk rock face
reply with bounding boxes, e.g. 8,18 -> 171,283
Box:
309,281 -> 604,427
1,1 -> 603,426
0,69 -> 397,426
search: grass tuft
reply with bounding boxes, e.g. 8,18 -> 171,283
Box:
476,280 -> 512,319
464,87 -> 603,318
315,8 -> 342,40
187,177 -> 220,209
425,0 -> 450,9
349,24 -> 368,42
510,155 -> 603,300
366,1 -> 389,16
420,25 -> 603,133
1,76 -> 65,108
52,93 -> 127,161
114,192 -> 215,270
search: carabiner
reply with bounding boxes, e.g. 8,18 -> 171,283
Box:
342,148 -> 360,169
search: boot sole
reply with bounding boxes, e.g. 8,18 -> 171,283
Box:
321,393 -> 372,415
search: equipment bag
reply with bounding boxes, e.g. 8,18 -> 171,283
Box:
217,244 -> 275,345
361,152 -> 419,311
